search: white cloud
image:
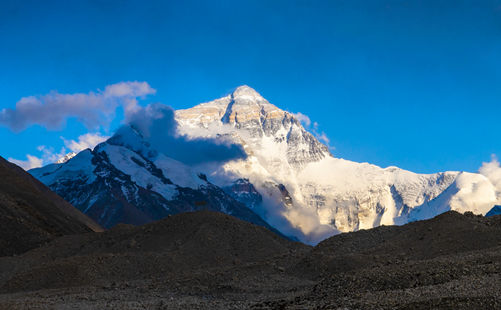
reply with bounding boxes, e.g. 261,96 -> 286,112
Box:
8,132 -> 110,170
9,145 -> 68,170
9,155 -> 44,170
104,81 -> 155,98
104,81 -> 156,117
291,111 -> 333,151
63,132 -> 110,153
37,145 -> 67,163
315,132 -> 330,145
292,112 -> 311,127
479,155 -> 501,202
450,172 -> 498,215
0,81 -> 156,132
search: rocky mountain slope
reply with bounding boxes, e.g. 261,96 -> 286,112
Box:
0,156 -> 102,256
30,85 -> 500,244
0,210 -> 499,309
29,126 -> 276,234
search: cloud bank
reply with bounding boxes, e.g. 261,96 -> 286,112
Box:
0,81 -> 155,132
443,155 -> 501,216
128,103 -> 247,165
6,82 -> 245,169
479,155 -> 501,202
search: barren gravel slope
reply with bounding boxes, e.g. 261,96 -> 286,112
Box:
0,211 -> 500,309
0,156 -> 102,257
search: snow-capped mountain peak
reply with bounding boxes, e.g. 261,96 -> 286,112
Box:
29,86 -> 501,244
30,122 -> 276,233
175,86 -> 499,243
176,85 -> 285,127
176,86 -> 329,170
56,152 -> 77,164
232,85 -> 266,101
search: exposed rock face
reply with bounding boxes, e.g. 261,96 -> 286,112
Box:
30,127 -> 276,233
43,148 -> 174,228
176,85 -> 330,169
277,184 -> 294,208
223,178 -> 262,209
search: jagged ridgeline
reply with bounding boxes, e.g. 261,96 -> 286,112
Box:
30,86 -> 500,244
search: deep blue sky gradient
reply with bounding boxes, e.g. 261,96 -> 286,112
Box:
1,0 -> 500,173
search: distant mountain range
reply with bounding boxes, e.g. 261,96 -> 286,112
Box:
30,86 -> 500,244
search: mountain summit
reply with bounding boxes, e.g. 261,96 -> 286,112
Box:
232,85 -> 265,100
30,86 -> 500,244
176,85 -> 281,126
176,86 -> 330,169
178,86 -> 499,242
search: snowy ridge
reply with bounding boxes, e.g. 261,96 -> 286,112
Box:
56,152 -> 77,164
30,125 -> 274,231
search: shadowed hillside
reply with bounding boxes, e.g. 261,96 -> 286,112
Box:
0,210 -> 500,309
0,156 -> 102,256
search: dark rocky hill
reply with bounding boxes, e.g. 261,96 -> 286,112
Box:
281,211 -> 501,309
0,210 -> 500,309
0,211 -> 309,301
295,210 -> 501,277
0,156 -> 102,257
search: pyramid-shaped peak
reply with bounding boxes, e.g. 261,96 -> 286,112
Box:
232,85 -> 264,100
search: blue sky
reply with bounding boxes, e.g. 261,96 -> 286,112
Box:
0,0 -> 500,173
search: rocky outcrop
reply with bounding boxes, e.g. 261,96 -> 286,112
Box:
223,178 -> 263,209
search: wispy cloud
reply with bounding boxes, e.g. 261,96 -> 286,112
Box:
0,81 -> 155,132
315,131 -> 330,145
9,145 -> 66,170
292,112 -> 311,127
9,132 -> 109,170
37,145 -> 67,163
292,112 -> 333,150
8,155 -> 44,170
63,132 -> 110,153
